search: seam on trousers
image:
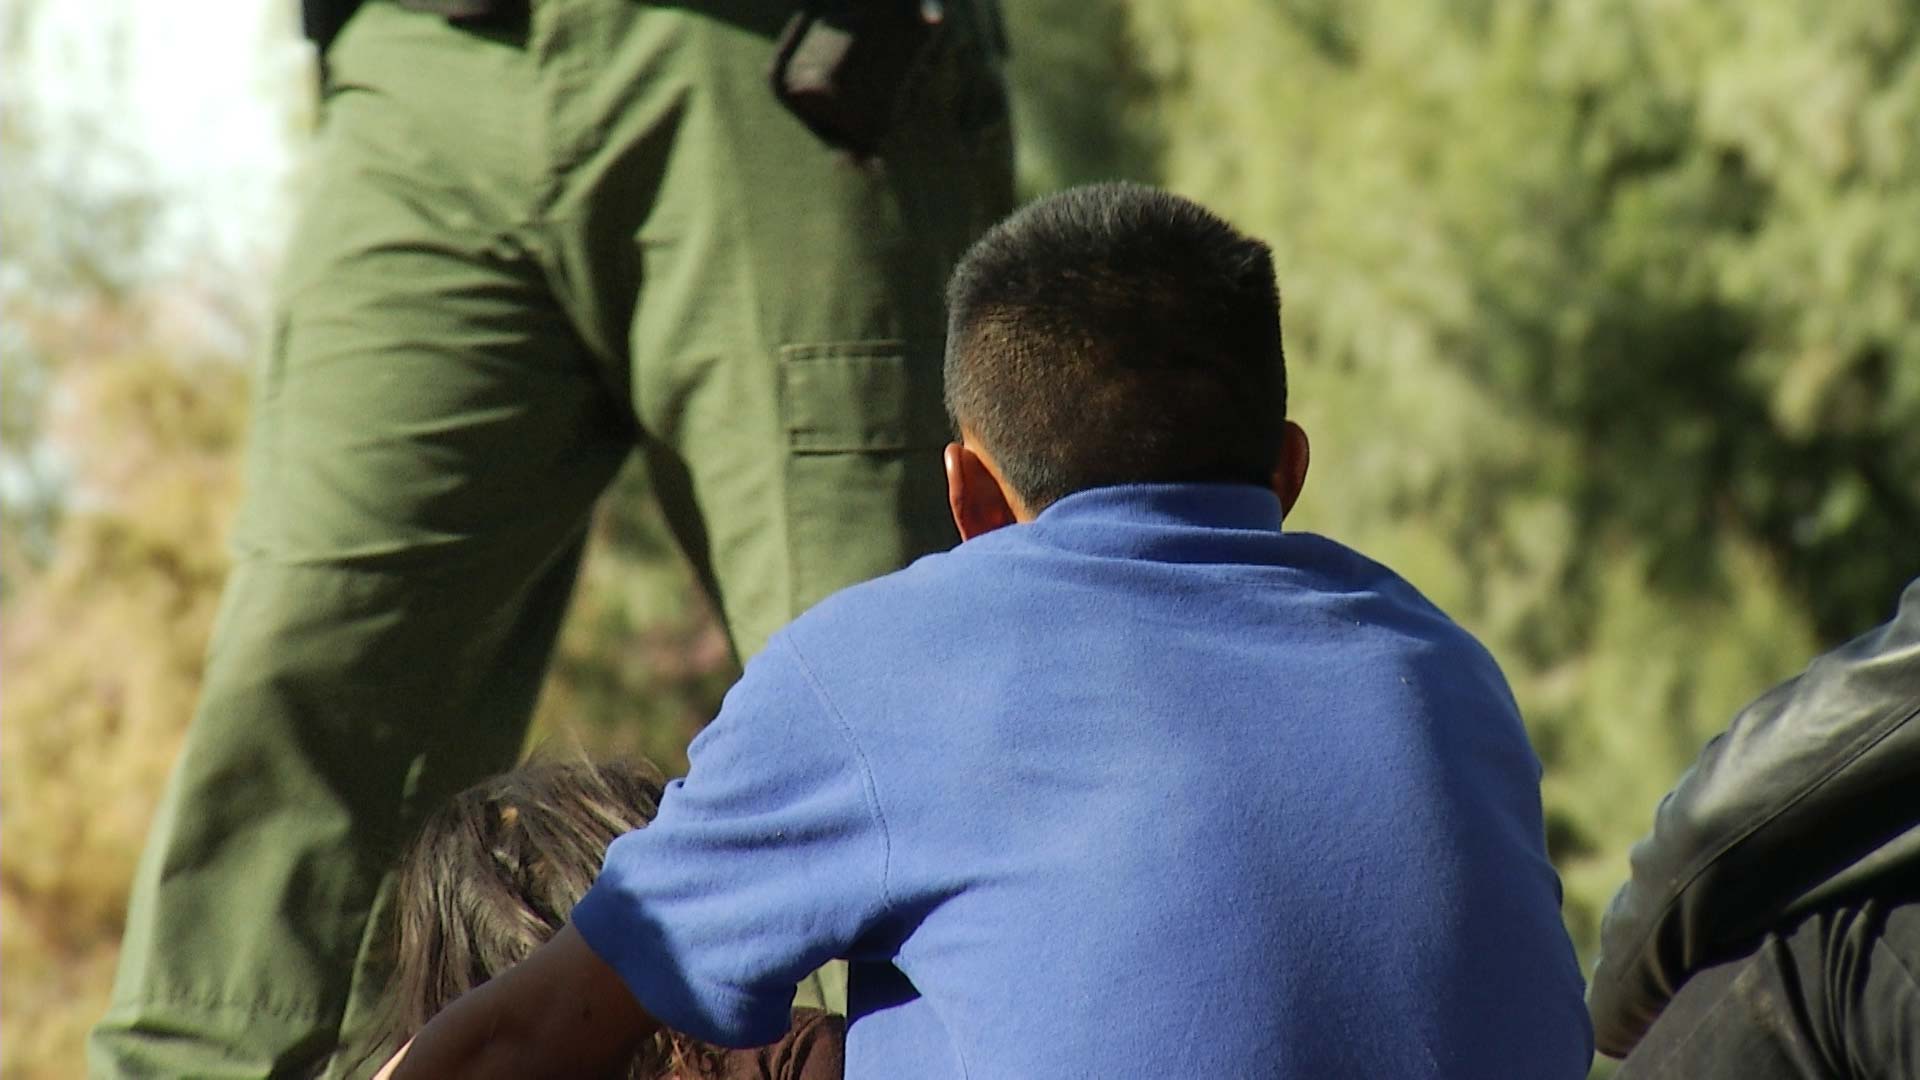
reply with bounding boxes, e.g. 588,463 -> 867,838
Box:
107,992 -> 341,1022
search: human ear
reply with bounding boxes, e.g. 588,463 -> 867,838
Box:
1271,420 -> 1310,520
944,441 -> 1019,541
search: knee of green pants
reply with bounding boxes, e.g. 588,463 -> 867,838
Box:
90,999 -> 346,1080
95,545 -> 586,1078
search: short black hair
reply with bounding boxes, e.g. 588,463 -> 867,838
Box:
943,182 -> 1286,512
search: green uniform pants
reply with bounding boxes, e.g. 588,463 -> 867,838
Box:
90,2 -> 1011,1075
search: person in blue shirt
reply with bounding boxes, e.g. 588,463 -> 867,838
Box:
384,182 -> 1594,1079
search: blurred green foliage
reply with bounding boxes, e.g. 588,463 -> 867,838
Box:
5,2 -> 1920,1076
1021,0 -> 1920,957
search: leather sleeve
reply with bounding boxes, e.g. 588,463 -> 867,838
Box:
1587,577 -> 1920,1058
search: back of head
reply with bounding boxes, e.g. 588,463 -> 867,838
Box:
367,758 -> 707,1075
943,182 -> 1286,513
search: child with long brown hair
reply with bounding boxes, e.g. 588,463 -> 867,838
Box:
366,758 -> 842,1080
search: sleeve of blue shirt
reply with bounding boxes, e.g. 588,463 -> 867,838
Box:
570,633 -> 890,1049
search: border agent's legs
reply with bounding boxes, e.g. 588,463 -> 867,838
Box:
91,10 -> 628,1072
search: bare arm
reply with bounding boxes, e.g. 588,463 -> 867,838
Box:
388,922 -> 657,1080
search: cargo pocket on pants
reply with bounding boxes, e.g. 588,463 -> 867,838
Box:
780,340 -> 953,616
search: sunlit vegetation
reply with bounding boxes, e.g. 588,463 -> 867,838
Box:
5,2 -> 1917,1075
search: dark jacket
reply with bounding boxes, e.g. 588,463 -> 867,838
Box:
1587,577 -> 1920,1056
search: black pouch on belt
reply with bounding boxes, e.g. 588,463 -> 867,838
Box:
394,0 -> 529,28
770,1 -> 943,157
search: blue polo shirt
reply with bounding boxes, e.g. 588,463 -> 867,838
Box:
574,484 -> 1593,1077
